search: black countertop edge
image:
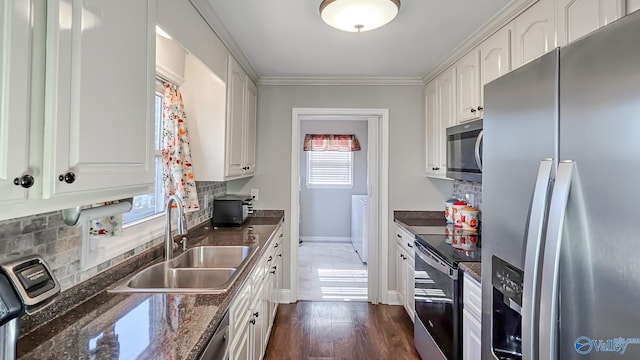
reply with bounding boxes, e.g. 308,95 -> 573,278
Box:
18,214 -> 285,338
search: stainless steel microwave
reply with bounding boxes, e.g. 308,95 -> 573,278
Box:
446,119 -> 483,182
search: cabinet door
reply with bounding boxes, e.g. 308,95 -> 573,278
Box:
456,51 -> 481,123
226,56 -> 246,177
424,82 -> 439,176
244,78 -> 257,175
435,68 -> 456,174
479,25 -> 511,110
0,0 -> 34,204
229,320 -> 251,360
630,0 -> 640,13
43,0 -> 155,199
512,0 -> 555,69
462,309 -> 482,360
405,259 -> 415,322
395,244 -> 406,305
556,0 -> 625,46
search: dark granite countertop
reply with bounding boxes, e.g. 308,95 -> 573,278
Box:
17,215 -> 284,360
460,262 -> 482,282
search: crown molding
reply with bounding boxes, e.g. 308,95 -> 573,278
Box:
421,0 -> 538,84
258,77 -> 425,86
188,0 -> 260,83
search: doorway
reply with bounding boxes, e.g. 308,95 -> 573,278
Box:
298,118 -> 368,301
290,108 -> 390,304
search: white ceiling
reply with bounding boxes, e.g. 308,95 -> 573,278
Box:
205,0 -> 512,79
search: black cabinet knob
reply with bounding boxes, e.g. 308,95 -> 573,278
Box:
470,108 -> 477,113
13,174 -> 35,188
407,242 -> 413,248
434,167 -> 440,171
274,243 -> 279,248
267,256 -> 272,262
250,319 -> 256,325
58,172 -> 76,184
477,106 -> 483,111
253,312 -> 259,317
270,270 -> 276,274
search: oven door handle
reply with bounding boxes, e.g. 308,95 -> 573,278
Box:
414,242 -> 457,280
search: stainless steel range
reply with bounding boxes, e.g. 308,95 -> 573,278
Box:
413,228 -> 481,360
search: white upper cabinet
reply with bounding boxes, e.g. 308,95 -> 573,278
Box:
630,0 -> 640,13
182,53 -> 256,182
455,51 -> 480,123
1,0 -> 156,221
244,79 -> 257,175
0,0 -> 34,206
225,55 -> 256,179
479,25 -> 512,109
426,67 -> 456,179
512,0 -> 556,69
43,0 -> 155,198
435,68 -> 457,174
556,0 -> 625,46
425,82 -> 439,176
226,56 -> 247,178
456,25 -> 511,123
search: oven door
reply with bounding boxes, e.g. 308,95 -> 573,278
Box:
414,241 -> 460,360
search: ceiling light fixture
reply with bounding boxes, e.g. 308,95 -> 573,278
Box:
319,0 -> 401,33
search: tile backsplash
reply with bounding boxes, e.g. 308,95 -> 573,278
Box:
0,181 -> 225,291
452,180 -> 483,209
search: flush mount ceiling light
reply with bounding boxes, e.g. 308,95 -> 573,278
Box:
320,0 -> 401,33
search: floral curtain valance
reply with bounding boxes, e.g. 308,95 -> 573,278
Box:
161,83 -> 200,212
303,134 -> 361,151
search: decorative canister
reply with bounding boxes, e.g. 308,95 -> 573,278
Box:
452,200 -> 467,228
444,198 -> 458,223
460,206 -> 480,232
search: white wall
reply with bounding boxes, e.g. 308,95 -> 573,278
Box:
227,84 -> 454,293
299,120 -> 368,239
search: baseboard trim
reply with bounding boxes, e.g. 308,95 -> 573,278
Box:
300,236 -> 352,243
278,289 -> 292,304
387,291 -> 401,306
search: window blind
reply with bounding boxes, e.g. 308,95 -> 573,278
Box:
307,151 -> 353,186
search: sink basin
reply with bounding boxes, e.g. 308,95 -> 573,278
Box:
109,245 -> 257,294
170,246 -> 253,268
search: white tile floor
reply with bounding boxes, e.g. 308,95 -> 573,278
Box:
297,241 -> 368,301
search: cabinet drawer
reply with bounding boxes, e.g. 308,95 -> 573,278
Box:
395,225 -> 416,259
463,273 -> 482,320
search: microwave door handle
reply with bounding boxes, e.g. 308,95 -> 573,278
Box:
522,159 -> 554,360
474,130 -> 483,171
539,160 -> 574,360
414,242 -> 456,280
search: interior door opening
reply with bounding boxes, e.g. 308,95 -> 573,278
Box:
290,108 -> 389,305
297,118 -> 368,301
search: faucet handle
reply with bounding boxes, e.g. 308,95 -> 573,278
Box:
181,237 -> 188,251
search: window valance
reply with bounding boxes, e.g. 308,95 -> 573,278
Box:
303,134 -> 361,151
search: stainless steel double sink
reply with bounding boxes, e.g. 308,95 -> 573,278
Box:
110,245 -> 257,294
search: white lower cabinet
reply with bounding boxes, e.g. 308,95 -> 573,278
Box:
462,308 -> 482,360
229,226 -> 283,360
395,224 -> 415,322
462,273 -> 482,360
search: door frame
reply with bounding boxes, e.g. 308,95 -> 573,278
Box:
290,108 -> 389,304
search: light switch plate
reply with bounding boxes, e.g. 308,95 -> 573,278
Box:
251,189 -> 259,202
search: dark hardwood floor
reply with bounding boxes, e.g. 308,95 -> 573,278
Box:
264,301 -> 420,360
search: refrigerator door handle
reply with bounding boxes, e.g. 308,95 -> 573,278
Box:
539,160 -> 575,360
475,130 -> 483,171
522,159 -> 554,360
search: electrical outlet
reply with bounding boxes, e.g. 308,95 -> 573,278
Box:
251,189 -> 259,202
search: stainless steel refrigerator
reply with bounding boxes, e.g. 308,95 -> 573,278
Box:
481,10 -> 640,360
